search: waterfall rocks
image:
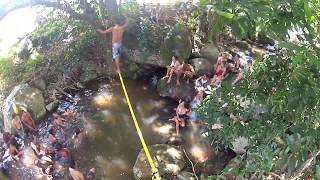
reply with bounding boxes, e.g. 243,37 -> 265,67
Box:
199,44 -> 220,65
160,23 -> 192,65
191,58 -> 213,76
133,144 -> 186,179
157,78 -> 196,102
3,84 -> 46,132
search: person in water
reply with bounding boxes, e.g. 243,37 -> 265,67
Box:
97,15 -> 129,73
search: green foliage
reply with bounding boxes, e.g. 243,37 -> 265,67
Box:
136,17 -> 163,54
119,0 -> 140,19
0,16 -> 101,94
197,0 -> 320,178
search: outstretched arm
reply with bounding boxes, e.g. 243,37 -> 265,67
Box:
97,27 -> 113,34
121,15 -> 129,28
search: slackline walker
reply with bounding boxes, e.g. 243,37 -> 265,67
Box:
117,71 -> 161,180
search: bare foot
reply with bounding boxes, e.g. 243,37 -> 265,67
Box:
177,81 -> 180,86
167,79 -> 171,84
161,76 -> 169,80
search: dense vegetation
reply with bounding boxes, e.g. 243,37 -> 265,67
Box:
0,0 -> 320,179
196,0 -> 320,179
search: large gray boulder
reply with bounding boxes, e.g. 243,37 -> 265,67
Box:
3,84 -> 46,132
191,58 -> 213,76
127,49 -> 166,68
200,44 -> 220,65
160,23 -> 192,65
157,78 -> 196,102
133,144 -> 186,179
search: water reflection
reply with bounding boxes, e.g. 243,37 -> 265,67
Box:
73,80 -> 177,179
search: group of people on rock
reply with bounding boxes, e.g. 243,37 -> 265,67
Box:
162,55 -> 196,85
0,104 -> 94,180
164,50 -> 254,135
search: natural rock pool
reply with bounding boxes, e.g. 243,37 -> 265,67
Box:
4,79 -> 178,179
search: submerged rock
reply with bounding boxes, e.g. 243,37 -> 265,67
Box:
199,44 -> 220,65
133,144 -> 186,179
160,23 -> 192,65
191,58 -> 213,76
157,78 -> 196,102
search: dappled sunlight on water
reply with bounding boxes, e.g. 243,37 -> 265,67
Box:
190,145 -> 209,163
72,80 -> 177,179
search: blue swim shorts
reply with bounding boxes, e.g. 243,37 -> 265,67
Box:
112,43 -> 123,60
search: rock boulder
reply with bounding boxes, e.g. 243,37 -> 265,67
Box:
160,23 -> 192,65
157,78 -> 196,102
200,44 -> 220,65
133,144 -> 186,179
191,58 -> 213,76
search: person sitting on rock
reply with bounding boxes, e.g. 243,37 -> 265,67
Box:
214,52 -> 228,70
21,107 -> 37,132
195,74 -> 209,103
53,113 -> 66,128
175,100 -> 190,118
211,57 -> 227,86
181,62 -> 196,84
169,115 -> 185,135
232,60 -> 253,85
8,136 -> 21,161
11,113 -> 24,137
162,55 -> 183,85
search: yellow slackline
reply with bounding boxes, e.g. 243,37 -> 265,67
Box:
117,71 -> 161,180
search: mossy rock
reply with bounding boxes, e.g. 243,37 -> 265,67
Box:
80,63 -> 99,83
191,58 -> 213,76
200,44 -> 220,65
160,23 -> 192,65
157,78 -> 196,102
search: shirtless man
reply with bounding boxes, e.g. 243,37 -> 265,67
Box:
97,15 -> 129,73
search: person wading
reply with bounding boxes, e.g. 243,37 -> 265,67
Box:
97,15 -> 129,73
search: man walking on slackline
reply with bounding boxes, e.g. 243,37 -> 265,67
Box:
97,15 -> 128,72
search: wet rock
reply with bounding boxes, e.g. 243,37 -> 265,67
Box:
80,64 -> 98,83
177,171 -> 195,180
11,85 -> 46,120
191,58 -> 213,76
199,44 -> 219,65
157,78 -> 196,102
133,144 -> 186,179
160,23 -> 192,65
127,50 -> 166,68
29,78 -> 46,91
45,100 -> 59,112
3,84 -> 46,132
235,40 -> 249,50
